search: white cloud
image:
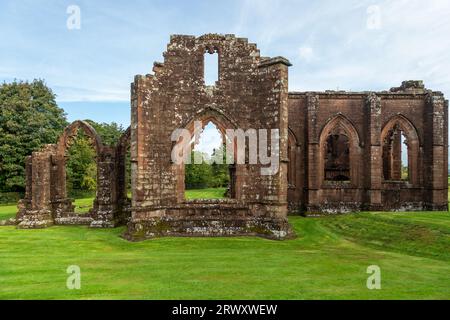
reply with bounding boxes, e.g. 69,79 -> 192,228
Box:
299,46 -> 314,62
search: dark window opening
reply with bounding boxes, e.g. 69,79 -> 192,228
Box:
324,134 -> 350,182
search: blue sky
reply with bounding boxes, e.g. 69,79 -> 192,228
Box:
1,0 -> 450,156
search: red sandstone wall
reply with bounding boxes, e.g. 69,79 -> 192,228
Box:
131,34 -> 291,218
288,84 -> 448,213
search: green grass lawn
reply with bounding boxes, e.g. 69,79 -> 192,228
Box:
185,187 -> 227,200
0,190 -> 449,299
0,204 -> 17,221
0,198 -> 97,219
74,198 -> 95,214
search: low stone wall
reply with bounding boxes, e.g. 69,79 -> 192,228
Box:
0,218 -> 17,226
306,202 -> 363,215
124,200 -> 295,241
16,209 -> 54,229
55,216 -> 93,226
124,216 -> 294,241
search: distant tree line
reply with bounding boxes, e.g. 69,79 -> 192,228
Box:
185,148 -> 230,189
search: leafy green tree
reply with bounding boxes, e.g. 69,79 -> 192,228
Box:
185,151 -> 213,189
85,120 -> 124,146
0,80 -> 67,192
65,132 -> 97,194
210,145 -> 230,188
185,146 -> 230,190
401,165 -> 409,181
65,121 -> 125,196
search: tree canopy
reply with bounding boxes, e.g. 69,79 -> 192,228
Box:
0,80 -> 67,192
65,121 -> 125,196
0,80 -> 126,194
185,146 -> 230,190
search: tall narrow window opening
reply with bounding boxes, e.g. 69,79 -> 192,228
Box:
204,49 -> 219,86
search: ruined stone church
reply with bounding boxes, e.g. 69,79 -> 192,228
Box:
15,34 -> 448,241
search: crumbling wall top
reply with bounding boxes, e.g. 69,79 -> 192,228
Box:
288,81 -> 443,99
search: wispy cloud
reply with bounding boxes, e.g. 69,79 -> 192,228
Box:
53,86 -> 129,103
232,0 -> 450,95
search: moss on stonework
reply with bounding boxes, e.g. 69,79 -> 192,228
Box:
128,224 -> 146,240
246,225 -> 273,236
152,220 -> 171,233
131,220 -> 171,238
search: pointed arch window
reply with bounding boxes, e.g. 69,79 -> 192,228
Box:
381,116 -> 419,184
319,115 -> 361,185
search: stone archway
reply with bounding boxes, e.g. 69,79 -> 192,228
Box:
51,121 -> 104,221
177,107 -> 241,202
17,120 -> 119,228
381,115 -> 420,186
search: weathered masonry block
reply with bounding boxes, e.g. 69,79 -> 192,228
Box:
9,35 -> 448,240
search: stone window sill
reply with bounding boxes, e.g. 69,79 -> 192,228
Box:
321,182 -> 354,189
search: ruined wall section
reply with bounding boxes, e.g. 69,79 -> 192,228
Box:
424,91 -> 448,210
305,93 -> 366,213
131,34 -> 290,212
127,34 -> 293,240
16,145 -> 55,228
287,81 -> 448,213
378,91 -> 426,209
15,121 -> 124,228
